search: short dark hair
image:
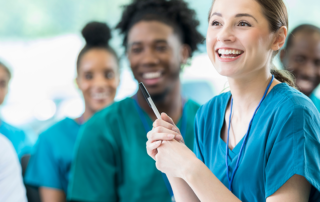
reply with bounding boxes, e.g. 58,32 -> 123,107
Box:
116,0 -> 204,57
77,22 -> 119,71
0,61 -> 12,80
285,24 -> 320,50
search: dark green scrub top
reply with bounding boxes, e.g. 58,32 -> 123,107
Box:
67,97 -> 200,202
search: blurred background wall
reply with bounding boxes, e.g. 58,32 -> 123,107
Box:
0,0 -> 319,142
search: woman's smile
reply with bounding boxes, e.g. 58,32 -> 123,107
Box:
216,48 -> 244,62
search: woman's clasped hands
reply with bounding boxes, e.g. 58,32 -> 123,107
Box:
146,113 -> 197,179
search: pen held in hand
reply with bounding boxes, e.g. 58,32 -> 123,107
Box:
140,82 -> 183,144
139,82 -> 162,119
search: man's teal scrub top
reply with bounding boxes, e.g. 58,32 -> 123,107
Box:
310,92 -> 320,112
24,118 -> 81,193
0,121 -> 32,159
68,97 -> 200,202
194,83 -> 320,201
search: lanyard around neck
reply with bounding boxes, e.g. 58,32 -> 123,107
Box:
226,75 -> 274,192
132,94 -> 187,199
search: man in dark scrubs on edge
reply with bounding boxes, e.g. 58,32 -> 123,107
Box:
67,0 -> 204,201
280,24 -> 320,111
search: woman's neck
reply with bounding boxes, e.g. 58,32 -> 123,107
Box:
137,80 -> 182,123
228,69 -> 279,119
79,108 -> 94,124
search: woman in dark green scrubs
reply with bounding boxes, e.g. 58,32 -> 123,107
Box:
67,0 -> 204,201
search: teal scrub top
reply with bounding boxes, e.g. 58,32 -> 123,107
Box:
194,83 -> 320,202
0,120 -> 32,159
68,97 -> 200,202
24,118 -> 80,193
310,92 -> 320,112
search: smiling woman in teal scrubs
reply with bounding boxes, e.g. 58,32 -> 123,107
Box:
147,0 -> 320,201
24,22 -> 120,202
0,62 -> 32,159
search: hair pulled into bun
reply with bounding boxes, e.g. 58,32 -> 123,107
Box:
81,21 -> 112,47
77,21 -> 119,70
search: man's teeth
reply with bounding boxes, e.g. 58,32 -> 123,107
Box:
143,72 -> 161,79
92,93 -> 109,99
218,49 -> 242,55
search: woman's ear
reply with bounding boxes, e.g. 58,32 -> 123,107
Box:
116,72 -> 121,87
75,77 -> 80,89
272,26 -> 288,51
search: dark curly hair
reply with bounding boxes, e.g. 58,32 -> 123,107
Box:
77,21 -> 119,71
116,0 -> 204,57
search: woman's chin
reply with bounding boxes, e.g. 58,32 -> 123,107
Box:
215,67 -> 239,78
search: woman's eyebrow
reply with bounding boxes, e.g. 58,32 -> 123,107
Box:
210,12 -> 258,23
235,13 -> 258,22
211,12 -> 222,17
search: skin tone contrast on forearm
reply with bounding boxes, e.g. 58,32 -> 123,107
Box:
40,187 -> 66,202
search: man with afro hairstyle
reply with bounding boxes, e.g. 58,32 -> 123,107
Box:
68,0 -> 203,201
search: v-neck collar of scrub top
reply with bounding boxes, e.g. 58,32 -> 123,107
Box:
218,83 -> 286,160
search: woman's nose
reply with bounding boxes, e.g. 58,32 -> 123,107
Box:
93,74 -> 108,87
217,26 -> 236,43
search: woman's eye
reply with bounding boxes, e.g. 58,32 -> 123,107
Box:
238,21 -> 251,27
84,73 -> 93,80
105,72 -> 115,79
211,21 -> 222,26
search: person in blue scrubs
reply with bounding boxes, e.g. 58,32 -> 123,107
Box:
0,61 -> 32,159
280,24 -> 320,112
24,22 -> 120,202
146,0 -> 320,201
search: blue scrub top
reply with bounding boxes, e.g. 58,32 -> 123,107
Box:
24,118 -> 80,193
310,92 -> 320,112
0,120 -> 32,159
194,83 -> 320,202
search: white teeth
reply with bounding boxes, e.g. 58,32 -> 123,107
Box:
143,71 -> 161,79
92,93 -> 109,100
218,49 -> 242,55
